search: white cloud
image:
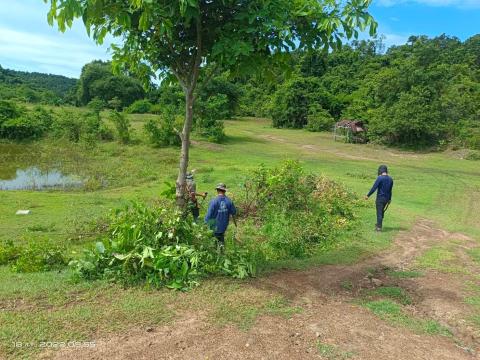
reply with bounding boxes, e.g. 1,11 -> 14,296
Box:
382,33 -> 410,48
0,0 -> 112,77
0,26 -> 111,78
376,0 -> 480,8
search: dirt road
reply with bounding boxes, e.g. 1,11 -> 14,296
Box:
42,220 -> 480,360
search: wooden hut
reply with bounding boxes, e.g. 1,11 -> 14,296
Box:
333,119 -> 366,143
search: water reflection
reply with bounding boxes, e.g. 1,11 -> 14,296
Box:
0,167 -> 82,190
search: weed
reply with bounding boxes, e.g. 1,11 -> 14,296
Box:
340,280 -> 353,291
371,286 -> 412,305
316,342 -> 355,360
363,300 -> 451,336
386,270 -> 423,279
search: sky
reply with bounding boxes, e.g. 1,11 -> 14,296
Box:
0,0 -> 479,78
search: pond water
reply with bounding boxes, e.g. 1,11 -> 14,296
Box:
0,166 -> 83,190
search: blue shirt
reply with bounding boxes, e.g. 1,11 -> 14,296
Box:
204,195 -> 236,234
367,175 -> 394,201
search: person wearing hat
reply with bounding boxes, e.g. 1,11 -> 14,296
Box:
185,171 -> 207,223
365,165 -> 394,232
204,183 -> 237,248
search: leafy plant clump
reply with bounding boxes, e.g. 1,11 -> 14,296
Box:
70,202 -> 255,290
126,99 -> 153,114
239,160 -> 358,259
0,239 -> 67,273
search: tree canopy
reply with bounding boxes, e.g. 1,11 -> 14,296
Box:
77,60 -> 145,107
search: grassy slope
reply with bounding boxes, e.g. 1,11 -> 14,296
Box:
1,115 -> 479,358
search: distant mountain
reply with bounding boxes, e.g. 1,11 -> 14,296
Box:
0,65 -> 77,97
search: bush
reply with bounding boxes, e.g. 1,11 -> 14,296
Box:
126,99 -> 153,114
70,202 -> 255,289
110,111 -> 131,144
240,161 -> 357,259
0,106 -> 53,140
0,239 -> 67,272
270,76 -> 339,129
87,98 -> 106,115
52,110 -> 85,142
195,94 -> 228,143
0,100 -> 22,124
144,111 -> 182,147
196,118 -> 226,143
0,240 -> 19,265
306,104 -> 335,132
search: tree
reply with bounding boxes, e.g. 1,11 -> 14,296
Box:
77,61 -> 145,107
45,0 -> 376,206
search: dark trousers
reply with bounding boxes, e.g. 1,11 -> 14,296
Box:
376,197 -> 388,229
191,207 -> 200,223
214,232 -> 225,246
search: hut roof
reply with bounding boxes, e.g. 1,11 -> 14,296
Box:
335,119 -> 365,133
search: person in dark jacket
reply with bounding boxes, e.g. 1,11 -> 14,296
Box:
365,165 -> 394,232
204,183 -> 237,248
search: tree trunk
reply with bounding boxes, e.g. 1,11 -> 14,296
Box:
176,86 -> 195,207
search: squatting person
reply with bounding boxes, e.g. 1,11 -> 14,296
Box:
365,165 -> 394,232
204,183 -> 237,248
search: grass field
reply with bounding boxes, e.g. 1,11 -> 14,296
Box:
1,115 -> 479,358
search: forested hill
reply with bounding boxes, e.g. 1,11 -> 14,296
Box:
0,65 -> 77,104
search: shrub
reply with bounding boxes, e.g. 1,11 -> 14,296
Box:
126,99 -> 153,114
196,118 -> 226,143
52,110 -> 85,142
270,76 -> 339,129
0,106 -> 53,140
306,104 -> 335,132
240,161 -> 357,259
70,202 -> 255,289
144,111 -> 182,147
110,111 -> 131,144
87,98 -> 106,115
0,100 -> 22,124
0,240 -> 19,265
0,239 -> 67,273
195,94 -> 228,143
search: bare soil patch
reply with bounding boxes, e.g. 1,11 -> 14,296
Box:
43,220 -> 480,360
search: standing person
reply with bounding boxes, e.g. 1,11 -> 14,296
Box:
365,165 -> 394,232
204,183 -> 237,249
185,171 -> 207,223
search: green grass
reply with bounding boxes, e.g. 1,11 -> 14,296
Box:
467,248 -> 480,264
316,342 -> 355,359
416,246 -> 468,274
369,286 -> 413,305
386,270 -> 423,279
363,300 -> 451,336
1,115 -> 480,358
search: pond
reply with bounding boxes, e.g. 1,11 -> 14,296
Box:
0,143 -> 83,190
0,167 -> 83,190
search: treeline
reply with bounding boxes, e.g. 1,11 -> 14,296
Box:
0,65 -> 77,105
0,61 -> 145,109
236,34 -> 480,149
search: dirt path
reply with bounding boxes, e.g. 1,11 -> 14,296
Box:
42,220 -> 480,360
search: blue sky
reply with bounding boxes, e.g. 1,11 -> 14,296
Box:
0,0 -> 479,78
